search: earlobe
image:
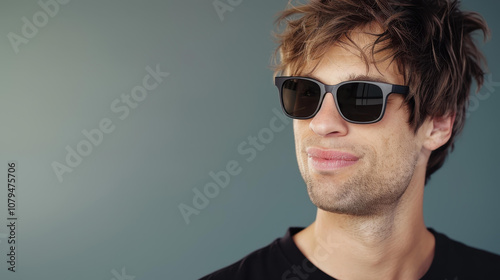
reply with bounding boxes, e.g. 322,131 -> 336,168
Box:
422,113 -> 455,151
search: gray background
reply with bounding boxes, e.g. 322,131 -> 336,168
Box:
0,0 -> 498,279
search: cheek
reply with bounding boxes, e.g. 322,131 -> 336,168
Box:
374,124 -> 411,161
293,120 -> 305,155
381,128 -> 417,165
377,102 -> 416,154
293,120 -> 309,144
293,120 -> 315,167
293,120 -> 309,175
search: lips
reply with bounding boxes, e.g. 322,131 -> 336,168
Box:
306,147 -> 359,172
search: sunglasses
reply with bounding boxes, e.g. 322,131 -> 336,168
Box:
275,76 -> 410,124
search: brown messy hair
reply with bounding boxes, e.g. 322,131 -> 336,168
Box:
273,0 -> 490,183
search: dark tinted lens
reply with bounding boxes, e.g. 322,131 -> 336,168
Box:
281,79 -> 321,118
337,83 -> 383,122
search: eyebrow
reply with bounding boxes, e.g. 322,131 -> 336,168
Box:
346,74 -> 390,84
306,74 -> 391,84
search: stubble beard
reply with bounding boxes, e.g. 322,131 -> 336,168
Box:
302,146 -> 420,217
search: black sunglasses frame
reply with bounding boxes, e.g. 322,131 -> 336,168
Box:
274,76 -> 410,124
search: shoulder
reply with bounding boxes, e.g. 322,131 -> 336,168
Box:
199,238 -> 282,280
199,228 -> 304,280
428,228 -> 500,278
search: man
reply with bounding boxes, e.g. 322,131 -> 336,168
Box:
201,0 -> 500,279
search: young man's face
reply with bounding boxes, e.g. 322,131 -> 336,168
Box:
293,31 -> 431,216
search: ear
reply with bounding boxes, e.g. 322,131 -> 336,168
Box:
422,113 -> 456,151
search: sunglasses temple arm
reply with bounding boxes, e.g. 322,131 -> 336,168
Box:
392,85 -> 409,95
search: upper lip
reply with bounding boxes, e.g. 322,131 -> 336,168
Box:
306,147 -> 359,161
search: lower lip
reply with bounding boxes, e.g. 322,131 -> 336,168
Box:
308,156 -> 358,172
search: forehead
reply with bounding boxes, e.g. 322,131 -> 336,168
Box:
298,24 -> 404,85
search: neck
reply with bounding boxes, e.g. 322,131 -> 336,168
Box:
293,175 -> 435,280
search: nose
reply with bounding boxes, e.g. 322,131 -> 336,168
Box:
309,92 -> 349,137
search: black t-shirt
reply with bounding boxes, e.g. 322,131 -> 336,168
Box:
200,227 -> 500,280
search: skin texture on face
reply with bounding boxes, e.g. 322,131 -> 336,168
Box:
293,29 -> 428,217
